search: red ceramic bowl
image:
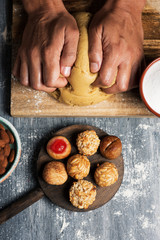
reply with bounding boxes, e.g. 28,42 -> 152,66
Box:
140,58 -> 160,117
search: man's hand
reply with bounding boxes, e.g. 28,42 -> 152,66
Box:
88,0 -> 146,94
13,1 -> 79,92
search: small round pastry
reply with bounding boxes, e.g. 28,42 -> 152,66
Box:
67,154 -> 90,179
43,161 -> 68,185
47,136 -> 71,160
76,130 -> 100,156
100,135 -> 122,160
94,162 -> 118,187
69,180 -> 96,209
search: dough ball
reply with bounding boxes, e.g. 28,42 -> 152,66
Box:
94,162 -> 118,187
76,130 -> 100,156
46,136 -> 71,160
69,180 -> 96,209
43,161 -> 68,185
67,154 -> 90,179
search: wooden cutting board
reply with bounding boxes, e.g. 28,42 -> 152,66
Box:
11,0 -> 160,117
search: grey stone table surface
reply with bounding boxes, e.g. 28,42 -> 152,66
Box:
0,1 -> 160,240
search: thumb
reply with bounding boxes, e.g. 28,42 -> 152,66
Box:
88,26 -> 102,73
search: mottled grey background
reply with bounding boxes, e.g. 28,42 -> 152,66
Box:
0,1 -> 160,240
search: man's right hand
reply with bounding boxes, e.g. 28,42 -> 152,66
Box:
12,1 -> 79,92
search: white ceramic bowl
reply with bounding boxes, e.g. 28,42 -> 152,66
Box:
0,116 -> 21,183
140,58 -> 160,117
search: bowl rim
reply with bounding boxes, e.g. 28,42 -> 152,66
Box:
139,57 -> 160,117
0,116 -> 21,183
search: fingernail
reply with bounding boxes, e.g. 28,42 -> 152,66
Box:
90,62 -> 99,73
61,66 -> 71,77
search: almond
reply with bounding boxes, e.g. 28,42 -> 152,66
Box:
0,140 -> 5,148
6,130 -> 15,144
8,149 -> 15,163
0,148 -> 4,156
0,123 -> 5,131
0,157 -> 8,168
0,154 -> 4,161
0,166 -> 6,175
4,144 -> 10,157
0,129 -> 10,144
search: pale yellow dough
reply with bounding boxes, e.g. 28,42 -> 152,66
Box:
50,12 -> 115,106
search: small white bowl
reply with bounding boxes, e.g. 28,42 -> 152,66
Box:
0,116 -> 21,183
140,58 -> 160,117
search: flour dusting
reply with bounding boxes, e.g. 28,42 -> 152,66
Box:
138,215 -> 155,230
1,26 -> 7,41
60,216 -> 69,233
76,230 -> 98,240
136,124 -> 151,130
122,189 -> 133,198
76,229 -> 83,239
114,211 -> 122,216
142,218 -> 150,229
115,161 -> 150,201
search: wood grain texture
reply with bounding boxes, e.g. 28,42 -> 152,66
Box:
11,0 -> 160,117
37,125 -> 124,211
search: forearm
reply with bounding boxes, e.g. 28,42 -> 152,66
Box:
22,0 -> 66,14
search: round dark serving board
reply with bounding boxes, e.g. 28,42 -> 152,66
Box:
37,125 -> 124,212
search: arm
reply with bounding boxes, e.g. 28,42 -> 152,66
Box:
13,0 -> 79,92
88,0 -> 146,93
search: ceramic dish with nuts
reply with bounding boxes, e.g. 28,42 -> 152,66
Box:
0,117 -> 21,183
37,125 -> 124,212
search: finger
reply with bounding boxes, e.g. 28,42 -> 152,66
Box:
28,48 -> 63,91
129,57 -> 144,90
20,60 -> 29,86
39,83 -> 56,93
42,38 -> 67,88
60,27 -> 79,77
44,76 -> 68,88
103,61 -> 132,94
12,56 -> 21,78
43,53 -> 68,88
88,25 -> 102,73
29,57 -> 56,92
28,48 -> 42,90
129,63 -> 140,89
39,64 -> 57,92
93,46 -> 118,88
28,48 -> 55,92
